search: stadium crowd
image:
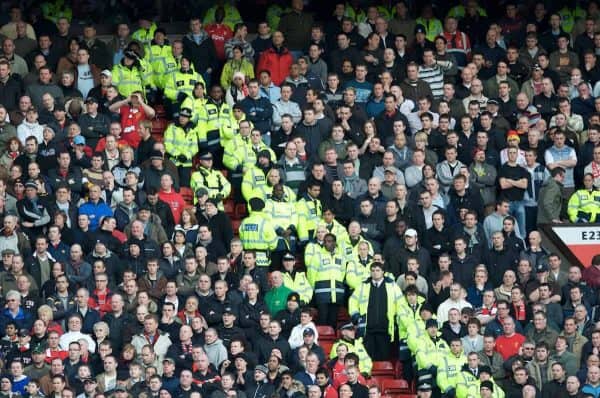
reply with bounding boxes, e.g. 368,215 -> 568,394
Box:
0,1 -> 600,398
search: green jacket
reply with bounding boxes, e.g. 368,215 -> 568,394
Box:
265,285 -> 294,314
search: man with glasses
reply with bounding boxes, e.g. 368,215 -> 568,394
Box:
584,144 -> 600,189
485,300 -> 524,338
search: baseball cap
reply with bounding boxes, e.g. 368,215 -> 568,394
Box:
303,328 -> 315,337
149,150 -> 163,160
73,135 -> 86,145
100,69 -> 112,77
287,292 -> 300,303
162,357 -> 176,364
414,24 -> 426,34
255,365 -> 268,375
404,228 -> 418,237
85,96 -> 98,104
384,166 -> 398,174
223,307 -> 236,316
18,329 -> 29,337
536,263 -> 549,273
24,180 -> 38,190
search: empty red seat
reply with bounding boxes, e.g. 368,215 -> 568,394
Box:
371,361 -> 395,378
224,200 -> 235,216
316,325 -> 336,342
394,360 -> 404,379
179,187 -> 194,205
381,379 -> 410,395
232,219 -> 242,235
235,203 -> 247,219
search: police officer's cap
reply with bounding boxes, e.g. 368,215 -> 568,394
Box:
179,107 -> 193,118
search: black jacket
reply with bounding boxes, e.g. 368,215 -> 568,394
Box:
0,75 -> 22,111
182,32 -> 218,75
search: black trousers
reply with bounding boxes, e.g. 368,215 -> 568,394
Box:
316,303 -> 339,329
364,330 -> 392,361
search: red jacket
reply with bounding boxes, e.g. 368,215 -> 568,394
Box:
256,46 -> 293,86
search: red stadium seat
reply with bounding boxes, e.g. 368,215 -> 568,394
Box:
224,200 -> 235,216
180,187 -> 194,205
394,360 -> 404,379
235,203 -> 247,219
371,362 -> 395,378
232,219 -> 242,235
321,341 -> 333,357
381,379 -> 410,395
316,326 -> 336,343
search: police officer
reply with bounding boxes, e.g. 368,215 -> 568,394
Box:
330,323 -> 373,376
568,173 -> 600,223
281,252 -> 312,304
266,185 -> 299,259
111,50 -> 145,98
147,28 -> 174,89
296,181 -> 323,243
197,85 -> 235,168
163,107 -> 199,184
437,338 -> 468,398
307,233 -> 346,328
190,151 -> 231,209
238,198 -> 278,267
242,150 -> 273,203
164,57 -> 205,117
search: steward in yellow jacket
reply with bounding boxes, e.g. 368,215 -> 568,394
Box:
348,262 -> 402,360
198,88 -> 236,156
238,198 -> 278,267
147,32 -> 177,89
181,83 -> 207,124
242,152 -> 273,203
437,339 -> 468,396
112,50 -> 146,98
567,176 -> 600,222
306,234 -> 347,308
296,182 -> 323,242
410,319 -> 449,371
265,184 -> 298,252
164,57 -> 205,103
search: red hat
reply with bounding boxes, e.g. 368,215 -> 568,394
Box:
507,130 -> 520,141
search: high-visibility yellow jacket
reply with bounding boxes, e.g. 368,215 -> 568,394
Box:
330,337 -> 373,375
239,210 -> 278,267
341,236 -> 374,262
164,69 -> 205,101
306,245 -> 347,304
181,96 -> 207,125
112,63 -> 145,98
223,136 -> 274,174
203,4 -> 242,30
132,22 -> 157,50
411,332 -> 449,370
455,370 -> 479,398
568,188 -> 600,222
190,166 -> 231,206
437,352 -> 468,394
345,260 -> 370,290
348,276 -> 402,340
265,198 -> 298,232
163,121 -> 199,167
296,195 -> 323,242
242,165 -> 269,203
147,42 -> 175,88
324,220 -> 349,246
397,295 -> 426,340
196,100 -> 235,150
282,270 -> 313,304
